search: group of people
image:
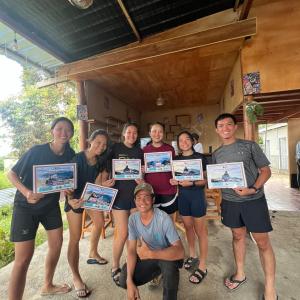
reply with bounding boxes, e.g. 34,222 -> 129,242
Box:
7,113 -> 277,300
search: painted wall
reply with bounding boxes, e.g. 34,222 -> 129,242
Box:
140,104 -> 221,153
222,54 -> 243,113
242,0 -> 300,93
259,124 -> 288,173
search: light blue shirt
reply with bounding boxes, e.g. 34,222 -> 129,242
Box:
296,142 -> 300,161
128,208 -> 180,250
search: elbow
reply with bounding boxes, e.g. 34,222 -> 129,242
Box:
7,170 -> 15,183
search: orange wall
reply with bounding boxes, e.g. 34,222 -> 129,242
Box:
242,0 -> 300,93
222,54 -> 243,113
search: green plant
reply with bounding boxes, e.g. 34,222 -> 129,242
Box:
0,170 -> 13,189
246,101 -> 264,123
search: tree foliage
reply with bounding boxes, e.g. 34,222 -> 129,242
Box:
0,67 -> 79,157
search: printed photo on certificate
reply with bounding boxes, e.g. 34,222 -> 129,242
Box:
82,183 -> 118,211
112,159 -> 142,180
172,159 -> 203,181
144,151 -> 172,173
206,162 -> 247,189
33,163 -> 77,194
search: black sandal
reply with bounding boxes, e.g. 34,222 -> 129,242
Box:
184,257 -> 197,270
189,268 -> 207,284
111,268 -> 121,286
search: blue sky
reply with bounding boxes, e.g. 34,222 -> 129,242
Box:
0,55 -> 23,156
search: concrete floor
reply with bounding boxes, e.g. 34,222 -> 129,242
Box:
1,175 -> 300,300
0,210 -> 299,300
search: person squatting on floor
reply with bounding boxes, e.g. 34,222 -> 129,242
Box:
213,113 -> 277,300
119,182 -> 185,300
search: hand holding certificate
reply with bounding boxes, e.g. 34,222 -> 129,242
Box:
82,183 -> 118,211
172,159 -> 203,181
33,163 -> 77,194
144,151 -> 172,173
207,162 -> 247,189
112,159 -> 142,180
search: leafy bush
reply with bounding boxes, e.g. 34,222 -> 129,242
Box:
0,203 -> 68,268
0,170 -> 13,189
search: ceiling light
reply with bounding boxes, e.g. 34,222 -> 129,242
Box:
156,95 -> 165,106
68,0 -> 93,9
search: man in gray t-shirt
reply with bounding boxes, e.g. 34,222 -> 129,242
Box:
118,183 -> 184,300
212,113 -> 277,300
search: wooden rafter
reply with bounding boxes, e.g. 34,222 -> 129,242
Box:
58,18 -> 256,79
116,0 -> 141,42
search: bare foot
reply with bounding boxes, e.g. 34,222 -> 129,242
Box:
41,283 -> 72,296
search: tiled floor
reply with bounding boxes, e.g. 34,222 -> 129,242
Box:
265,173 -> 300,211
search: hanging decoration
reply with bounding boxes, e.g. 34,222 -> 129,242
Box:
68,0 -> 93,9
245,101 -> 264,123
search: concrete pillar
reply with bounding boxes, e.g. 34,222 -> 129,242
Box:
76,81 -> 88,151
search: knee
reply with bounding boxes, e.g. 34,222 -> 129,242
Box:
69,233 -> 81,245
184,222 -> 194,232
14,254 -> 32,270
232,231 -> 246,242
256,237 -> 271,251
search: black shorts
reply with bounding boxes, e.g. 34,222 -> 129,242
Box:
10,203 -> 63,242
221,196 -> 273,233
113,195 -> 136,211
154,194 -> 178,215
64,198 -> 84,214
178,188 -> 206,218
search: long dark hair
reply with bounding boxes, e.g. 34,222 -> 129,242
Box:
176,131 -> 196,154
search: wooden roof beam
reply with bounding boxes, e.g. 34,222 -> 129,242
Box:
58,18 -> 256,79
116,0 -> 141,42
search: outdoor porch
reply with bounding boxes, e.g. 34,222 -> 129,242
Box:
0,174 -> 299,299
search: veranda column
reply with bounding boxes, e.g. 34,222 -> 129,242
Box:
243,95 -> 256,141
76,80 -> 88,150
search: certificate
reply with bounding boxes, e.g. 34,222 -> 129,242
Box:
112,159 -> 142,180
172,159 -> 203,181
33,163 -> 77,194
206,162 -> 247,189
82,183 -> 118,211
144,151 -> 172,173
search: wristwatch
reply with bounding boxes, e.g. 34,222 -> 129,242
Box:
250,186 -> 260,193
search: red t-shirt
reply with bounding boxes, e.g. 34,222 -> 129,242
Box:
143,143 -> 177,195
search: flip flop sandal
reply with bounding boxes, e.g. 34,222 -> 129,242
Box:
189,268 -> 207,284
40,283 -> 72,296
87,257 -> 108,265
184,257 -> 197,270
75,284 -> 91,298
224,275 -> 247,291
111,268 -> 121,286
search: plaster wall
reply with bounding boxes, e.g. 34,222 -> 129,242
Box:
242,0 -> 300,93
140,105 -> 221,153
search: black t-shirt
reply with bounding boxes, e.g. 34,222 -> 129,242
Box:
109,143 -> 144,200
12,143 -> 75,214
72,151 -> 107,199
174,152 -> 207,191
